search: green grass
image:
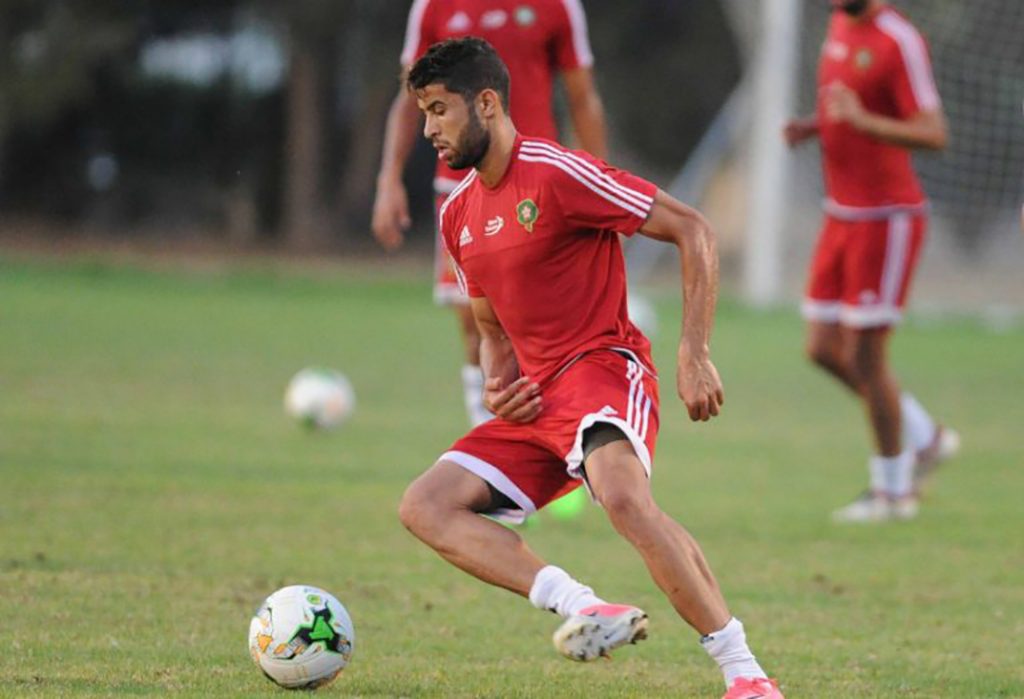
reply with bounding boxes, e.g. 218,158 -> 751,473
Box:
1,257 -> 1022,698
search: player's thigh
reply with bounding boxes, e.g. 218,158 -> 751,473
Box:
805,318 -> 848,363
402,459 -> 494,516
580,433 -> 655,514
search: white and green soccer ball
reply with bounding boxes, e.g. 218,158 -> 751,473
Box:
284,368 -> 355,429
248,585 -> 355,690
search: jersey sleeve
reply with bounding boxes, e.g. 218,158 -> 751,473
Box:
549,0 -> 594,70
534,145 -> 657,236
399,0 -> 438,67
439,203 -> 483,298
884,20 -> 941,116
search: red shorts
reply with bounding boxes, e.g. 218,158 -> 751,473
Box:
438,350 -> 660,524
802,212 -> 926,328
433,192 -> 467,306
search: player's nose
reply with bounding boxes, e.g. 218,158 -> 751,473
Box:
423,116 -> 439,140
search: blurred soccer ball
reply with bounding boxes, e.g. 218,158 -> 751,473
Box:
627,292 -> 659,339
248,585 -> 355,690
284,368 -> 355,430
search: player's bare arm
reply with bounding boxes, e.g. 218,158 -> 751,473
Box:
824,81 -> 948,150
783,115 -> 820,147
371,72 -> 421,250
471,296 -> 542,423
561,67 -> 607,159
639,190 -> 725,423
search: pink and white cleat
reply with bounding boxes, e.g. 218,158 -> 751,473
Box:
722,677 -> 785,699
552,603 -> 648,661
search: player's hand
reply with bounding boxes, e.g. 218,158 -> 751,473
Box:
676,352 -> 724,422
371,177 -> 411,251
783,117 -> 819,147
824,82 -> 866,129
484,376 -> 542,423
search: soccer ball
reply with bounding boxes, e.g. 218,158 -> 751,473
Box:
284,368 -> 355,429
248,585 -> 355,690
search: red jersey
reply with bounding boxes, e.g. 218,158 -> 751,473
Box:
400,0 -> 594,193
440,136 -> 657,385
817,5 -> 941,218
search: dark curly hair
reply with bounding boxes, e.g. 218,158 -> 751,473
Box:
407,37 -> 510,109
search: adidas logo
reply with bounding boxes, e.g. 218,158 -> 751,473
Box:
459,225 -> 473,247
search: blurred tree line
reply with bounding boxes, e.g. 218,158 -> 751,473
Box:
0,0 -> 739,250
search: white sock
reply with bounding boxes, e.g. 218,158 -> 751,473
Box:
901,392 -> 937,452
528,565 -> 605,617
869,456 -> 888,494
461,364 -> 492,427
870,451 -> 914,497
700,617 -> 767,687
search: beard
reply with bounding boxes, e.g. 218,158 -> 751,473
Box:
833,0 -> 870,16
447,109 -> 491,170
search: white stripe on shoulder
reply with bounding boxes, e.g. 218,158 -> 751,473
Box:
558,0 -> 595,68
521,140 -> 653,207
519,152 -> 648,218
437,170 -> 478,238
520,139 -> 655,212
400,0 -> 433,67
875,9 -> 941,111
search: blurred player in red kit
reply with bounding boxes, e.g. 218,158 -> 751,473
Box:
785,0 -> 959,523
397,38 -> 783,699
372,0 -> 607,427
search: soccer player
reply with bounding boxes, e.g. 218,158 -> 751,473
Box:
373,0 -> 607,427
784,0 -> 959,523
397,38 -> 783,699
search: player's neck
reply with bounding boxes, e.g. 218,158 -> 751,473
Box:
845,0 -> 883,23
476,121 -> 518,189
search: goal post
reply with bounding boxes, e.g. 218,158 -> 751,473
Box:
741,0 -> 802,308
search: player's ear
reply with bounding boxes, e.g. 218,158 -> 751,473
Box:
477,89 -> 500,119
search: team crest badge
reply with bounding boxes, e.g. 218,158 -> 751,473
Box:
515,5 -> 537,27
854,48 -> 873,69
516,198 -> 539,232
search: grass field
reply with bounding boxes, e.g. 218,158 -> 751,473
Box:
1,256 -> 1022,698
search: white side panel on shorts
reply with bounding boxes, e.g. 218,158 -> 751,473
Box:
439,450 -> 537,524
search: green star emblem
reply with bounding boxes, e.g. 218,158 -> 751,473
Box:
855,48 -> 873,69
516,198 -> 539,232
515,5 -> 536,27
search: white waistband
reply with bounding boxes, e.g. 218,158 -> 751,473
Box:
823,198 -> 928,221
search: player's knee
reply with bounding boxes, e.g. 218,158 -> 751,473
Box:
806,338 -> 838,371
850,348 -> 884,386
599,487 -> 657,529
398,480 -> 439,537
